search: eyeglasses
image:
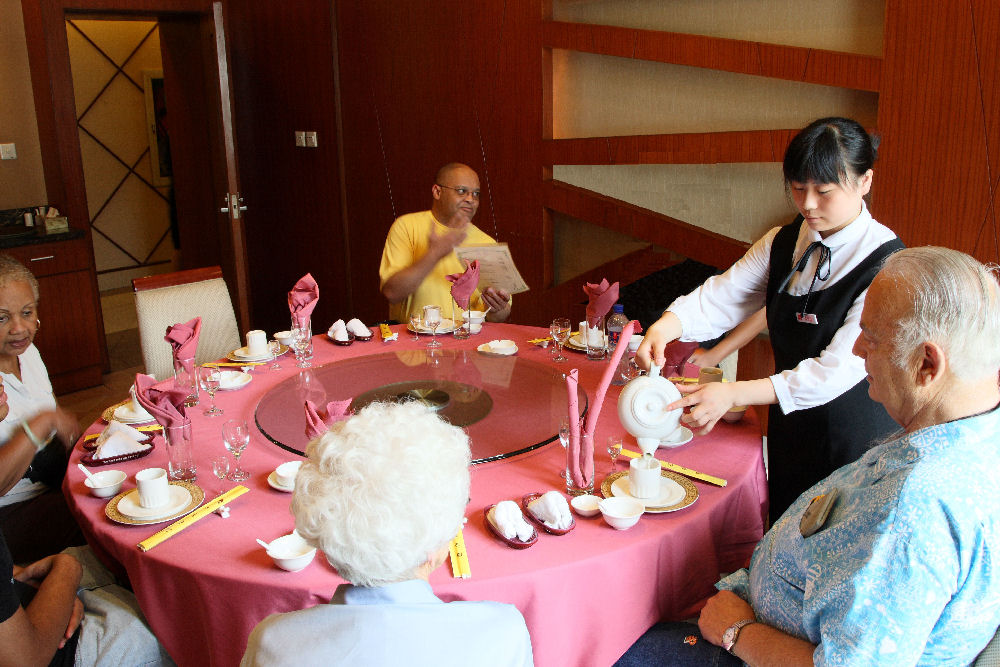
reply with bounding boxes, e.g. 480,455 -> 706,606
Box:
436,184 -> 481,200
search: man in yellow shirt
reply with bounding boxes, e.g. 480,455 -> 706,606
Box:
379,163 -> 512,324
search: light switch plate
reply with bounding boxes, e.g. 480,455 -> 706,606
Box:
294,131 -> 306,147
0,144 -> 16,160
304,131 -> 318,148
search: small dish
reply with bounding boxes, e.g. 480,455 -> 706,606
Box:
722,405 -> 748,423
84,470 -> 126,498
265,532 -> 317,572
274,461 -> 302,488
217,370 -> 252,391
328,331 -> 355,346
267,471 -> 294,493
659,426 -> 694,449
483,505 -> 537,549
570,494 -> 601,517
597,496 -> 644,530
520,492 -> 575,535
476,340 -> 517,356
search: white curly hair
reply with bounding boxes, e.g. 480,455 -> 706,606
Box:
291,400 -> 471,586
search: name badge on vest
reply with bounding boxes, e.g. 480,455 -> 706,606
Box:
796,312 -> 819,325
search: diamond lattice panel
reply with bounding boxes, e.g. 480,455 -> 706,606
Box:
95,175 -> 169,259
79,75 -> 149,167
79,132 -> 128,219
66,27 -> 117,117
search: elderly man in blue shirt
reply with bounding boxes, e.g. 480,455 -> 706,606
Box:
617,246 -> 1000,666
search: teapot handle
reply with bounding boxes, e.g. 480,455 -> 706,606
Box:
648,363 -> 661,379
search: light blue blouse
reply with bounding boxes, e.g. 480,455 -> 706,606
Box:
720,406 -> 1000,665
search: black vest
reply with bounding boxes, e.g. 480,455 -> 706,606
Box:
764,216 -> 903,520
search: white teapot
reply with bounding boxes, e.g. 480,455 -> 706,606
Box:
617,363 -> 683,456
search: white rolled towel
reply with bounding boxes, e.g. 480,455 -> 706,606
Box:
95,420 -> 146,447
493,500 -> 534,542
528,491 -> 572,530
346,318 -> 370,337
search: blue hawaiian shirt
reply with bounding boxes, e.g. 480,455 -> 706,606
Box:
719,405 -> 1000,665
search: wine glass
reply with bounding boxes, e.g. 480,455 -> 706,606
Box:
268,339 -> 282,371
198,366 -> 223,417
423,304 -> 442,348
557,417 -> 570,481
222,419 -> 250,482
210,455 -> 230,495
607,436 -> 623,473
550,318 -> 571,362
408,312 -> 422,341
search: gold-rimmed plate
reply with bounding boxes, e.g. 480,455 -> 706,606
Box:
227,344 -> 287,362
105,481 -> 204,526
601,471 -> 698,513
101,400 -> 158,425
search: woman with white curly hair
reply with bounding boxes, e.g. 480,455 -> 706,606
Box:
241,400 -> 534,667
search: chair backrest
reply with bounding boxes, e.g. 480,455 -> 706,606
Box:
133,266 -> 242,380
975,626 -> 1000,667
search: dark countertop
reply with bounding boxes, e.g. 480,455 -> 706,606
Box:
0,226 -> 85,249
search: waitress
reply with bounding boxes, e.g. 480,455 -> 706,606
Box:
637,117 -> 903,519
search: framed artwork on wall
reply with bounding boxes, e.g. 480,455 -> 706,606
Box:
143,69 -> 172,186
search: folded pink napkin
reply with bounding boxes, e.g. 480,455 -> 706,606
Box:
583,319 -> 640,440
583,279 -> 619,323
446,260 -> 480,311
165,317 -> 201,376
288,274 -> 319,328
565,369 -> 591,487
304,399 -> 352,439
665,341 -> 699,376
134,373 -> 190,429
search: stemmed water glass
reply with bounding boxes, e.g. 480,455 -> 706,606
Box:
211,455 -> 230,494
557,417 -> 570,481
268,339 -> 282,371
408,312 -> 422,341
423,304 -> 442,348
607,436 -> 623,473
222,419 -> 250,482
198,366 -> 223,417
550,318 -> 571,362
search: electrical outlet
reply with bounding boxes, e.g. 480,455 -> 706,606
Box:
0,144 -> 16,160
294,131 -> 306,147
304,132 -> 318,148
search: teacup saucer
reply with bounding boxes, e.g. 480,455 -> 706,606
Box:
217,370 -> 252,391
112,404 -> 155,424
658,426 -> 694,448
477,342 -> 517,356
116,485 -> 193,521
267,471 -> 294,493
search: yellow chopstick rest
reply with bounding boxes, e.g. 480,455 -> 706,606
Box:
620,449 -> 727,487
137,486 -> 249,552
449,529 -> 471,579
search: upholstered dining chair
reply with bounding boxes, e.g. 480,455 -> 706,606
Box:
132,266 -> 242,380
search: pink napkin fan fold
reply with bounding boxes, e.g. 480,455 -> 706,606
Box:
583,279 -> 619,323
164,317 -> 201,376
134,373 -> 191,429
304,399 -> 353,439
288,273 -> 319,328
446,260 -> 480,311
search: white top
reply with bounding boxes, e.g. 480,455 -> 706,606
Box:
668,202 -> 897,414
0,344 -> 57,506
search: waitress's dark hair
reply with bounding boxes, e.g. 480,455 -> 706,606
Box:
783,117 -> 879,186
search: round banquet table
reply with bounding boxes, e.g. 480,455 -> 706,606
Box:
63,323 -> 768,667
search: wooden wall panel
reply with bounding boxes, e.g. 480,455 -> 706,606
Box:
877,1 -> 1000,262
335,1 -> 548,324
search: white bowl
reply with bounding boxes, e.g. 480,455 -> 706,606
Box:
274,461 -> 302,488
722,405 -> 748,423
84,470 -> 127,498
273,330 -> 294,346
570,494 -> 601,517
598,497 -> 645,530
265,532 -> 317,572
627,334 -> 643,354
466,310 -> 487,324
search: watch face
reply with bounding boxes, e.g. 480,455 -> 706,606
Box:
722,627 -> 736,649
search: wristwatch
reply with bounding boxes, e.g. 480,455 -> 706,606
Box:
721,618 -> 757,654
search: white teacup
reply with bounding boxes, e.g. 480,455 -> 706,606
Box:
628,456 -> 661,499
246,329 -> 267,356
135,467 -> 169,508
275,461 -> 302,488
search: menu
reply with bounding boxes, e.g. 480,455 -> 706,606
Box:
455,243 -> 529,295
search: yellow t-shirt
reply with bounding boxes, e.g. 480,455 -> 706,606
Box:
379,210 -> 497,323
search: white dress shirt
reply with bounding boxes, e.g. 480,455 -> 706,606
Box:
668,202 -> 897,414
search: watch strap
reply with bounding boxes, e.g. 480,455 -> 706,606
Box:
722,618 -> 757,653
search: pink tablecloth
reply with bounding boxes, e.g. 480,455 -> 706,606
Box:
63,324 -> 767,667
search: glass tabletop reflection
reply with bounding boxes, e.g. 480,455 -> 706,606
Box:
254,348 -> 588,463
